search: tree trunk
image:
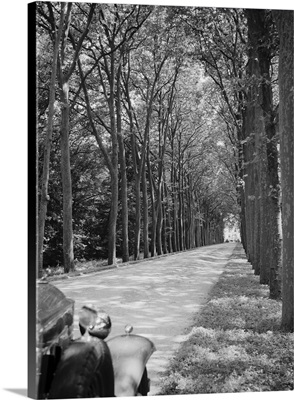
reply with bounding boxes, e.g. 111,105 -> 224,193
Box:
274,10 -> 294,332
148,147 -> 157,257
246,9 -> 282,297
108,50 -> 119,266
108,171 -> 118,265
258,133 -> 270,283
178,187 -> 183,251
123,55 -> 155,260
170,140 -> 178,252
127,93 -> 140,260
142,159 -> 149,258
237,119 -> 248,254
38,4 -> 65,277
177,146 -> 184,251
117,65 -> 129,262
161,187 -> 167,254
58,6 -> 75,274
164,180 -> 172,253
133,174 -> 141,260
156,183 -> 163,256
57,2 -> 95,272
59,83 -> 74,272
257,10 -> 281,297
78,59 -> 118,266
244,26 -> 260,271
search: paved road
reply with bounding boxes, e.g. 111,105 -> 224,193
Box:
53,243 -> 235,395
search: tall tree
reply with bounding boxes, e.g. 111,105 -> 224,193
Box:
78,4 -> 150,264
122,41 -> 165,259
56,2 -> 95,272
153,63 -> 180,255
37,2 -> 95,272
121,10 -> 172,259
37,2 -> 65,277
273,10 -> 294,332
116,54 -> 129,262
245,9 -> 281,298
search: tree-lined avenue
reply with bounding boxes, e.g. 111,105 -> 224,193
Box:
36,3 -> 293,331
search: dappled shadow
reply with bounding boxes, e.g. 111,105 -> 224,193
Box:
158,321 -> 294,395
53,243 -> 235,394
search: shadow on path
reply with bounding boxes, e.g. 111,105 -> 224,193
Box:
54,243 -> 236,395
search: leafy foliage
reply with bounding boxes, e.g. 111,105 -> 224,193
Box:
37,4 -> 242,268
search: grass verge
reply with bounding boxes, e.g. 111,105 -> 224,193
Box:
158,243 -> 294,395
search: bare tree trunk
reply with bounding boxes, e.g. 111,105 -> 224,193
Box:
164,180 -> 172,253
245,10 -> 269,278
133,173 -> 141,260
258,133 -> 271,283
161,187 -> 167,254
243,82 -> 256,265
126,89 -> 140,260
116,63 -> 129,262
178,184 -> 184,251
274,10 -> 294,332
156,182 -> 163,256
257,11 -> 281,297
38,4 -> 65,277
108,48 -> 119,266
57,3 -> 75,273
172,178 -> 178,252
170,138 -> 178,252
142,159 -> 149,258
148,147 -> 157,257
59,85 -> 74,273
189,180 -> 196,249
178,150 -> 184,251
195,206 -> 201,247
108,172 -> 118,266
247,9 -> 282,297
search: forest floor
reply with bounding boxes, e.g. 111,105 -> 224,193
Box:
157,243 -> 294,395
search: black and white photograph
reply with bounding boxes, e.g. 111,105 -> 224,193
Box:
1,1 -> 293,399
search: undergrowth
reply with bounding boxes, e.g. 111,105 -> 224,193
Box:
159,244 -> 294,395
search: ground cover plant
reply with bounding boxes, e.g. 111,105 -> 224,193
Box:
159,244 -> 294,394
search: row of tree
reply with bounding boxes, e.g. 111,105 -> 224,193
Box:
174,6 -> 293,331
36,3 -> 293,332
37,3 -> 236,268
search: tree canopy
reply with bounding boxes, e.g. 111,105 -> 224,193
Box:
36,3 -> 293,332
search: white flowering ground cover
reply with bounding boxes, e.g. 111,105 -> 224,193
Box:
159,244 -> 294,394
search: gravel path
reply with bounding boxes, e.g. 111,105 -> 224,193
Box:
53,243 -> 235,395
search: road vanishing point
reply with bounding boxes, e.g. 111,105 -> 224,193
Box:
53,242 -> 236,395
